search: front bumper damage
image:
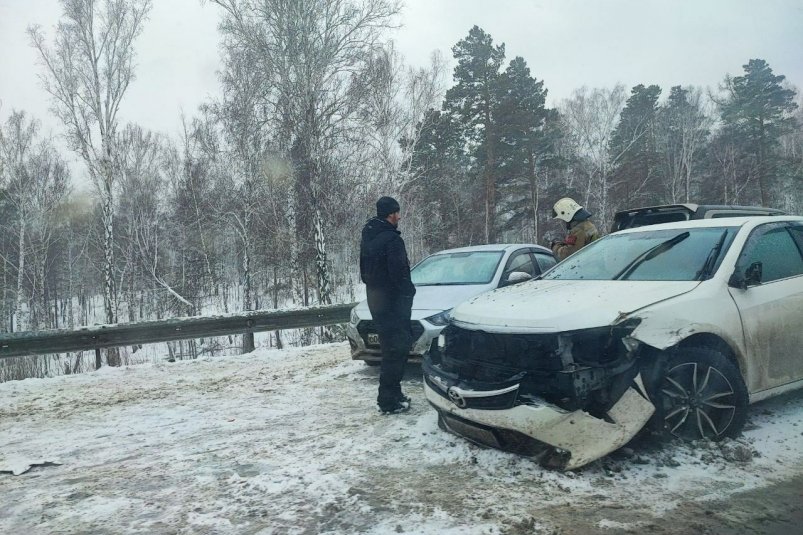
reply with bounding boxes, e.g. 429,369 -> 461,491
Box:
424,374 -> 654,470
423,322 -> 656,469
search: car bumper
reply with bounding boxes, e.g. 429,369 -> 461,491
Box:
346,319 -> 444,362
423,369 -> 655,470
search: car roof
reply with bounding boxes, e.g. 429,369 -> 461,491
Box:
613,203 -> 786,215
614,215 -> 803,234
429,243 -> 551,255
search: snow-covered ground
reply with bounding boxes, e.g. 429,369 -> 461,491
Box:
1,342 -> 802,534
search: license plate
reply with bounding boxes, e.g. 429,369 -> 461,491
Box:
367,333 -> 380,346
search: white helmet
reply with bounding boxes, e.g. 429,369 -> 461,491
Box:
552,197 -> 583,223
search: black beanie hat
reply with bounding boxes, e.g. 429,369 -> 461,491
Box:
376,196 -> 401,218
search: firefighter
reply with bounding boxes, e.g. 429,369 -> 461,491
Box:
550,197 -> 600,261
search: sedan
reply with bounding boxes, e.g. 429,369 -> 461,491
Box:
424,216 -> 803,469
347,244 -> 556,365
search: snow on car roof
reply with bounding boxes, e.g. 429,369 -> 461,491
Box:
614,215 -> 803,234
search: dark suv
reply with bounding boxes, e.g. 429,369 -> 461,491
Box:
611,204 -> 785,232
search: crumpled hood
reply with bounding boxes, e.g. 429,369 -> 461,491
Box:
451,279 -> 700,332
354,283 -> 493,320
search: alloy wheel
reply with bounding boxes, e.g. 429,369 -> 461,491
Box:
660,361 -> 737,440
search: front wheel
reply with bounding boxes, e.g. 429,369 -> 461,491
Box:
651,347 -> 748,441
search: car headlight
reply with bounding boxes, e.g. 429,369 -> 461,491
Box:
350,307 -> 360,325
425,309 -> 452,326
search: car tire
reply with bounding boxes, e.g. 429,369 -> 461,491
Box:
649,347 -> 748,441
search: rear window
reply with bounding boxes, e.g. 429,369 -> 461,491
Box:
613,210 -> 690,231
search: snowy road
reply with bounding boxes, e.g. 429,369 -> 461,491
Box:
1,343 -> 802,534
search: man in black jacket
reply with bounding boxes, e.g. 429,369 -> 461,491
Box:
360,196 -> 417,414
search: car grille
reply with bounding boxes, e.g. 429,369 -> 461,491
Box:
357,320 -> 425,348
441,324 -> 562,382
424,373 -> 519,410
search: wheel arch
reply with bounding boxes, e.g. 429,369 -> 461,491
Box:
675,333 -> 746,379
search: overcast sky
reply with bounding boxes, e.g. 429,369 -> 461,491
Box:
1,0 -> 802,185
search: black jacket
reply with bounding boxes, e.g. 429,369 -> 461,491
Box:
359,218 -> 416,297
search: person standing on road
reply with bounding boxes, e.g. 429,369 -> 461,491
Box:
550,197 -> 600,261
359,196 -> 417,415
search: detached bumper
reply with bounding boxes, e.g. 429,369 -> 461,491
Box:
424,375 -> 655,470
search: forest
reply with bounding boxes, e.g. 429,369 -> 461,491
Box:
1,0 -> 801,379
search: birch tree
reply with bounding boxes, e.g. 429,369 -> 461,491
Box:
0,112 -> 37,331
29,0 -> 152,365
211,0 -> 400,314
656,86 -> 712,203
117,124 -> 193,318
0,112 -> 69,331
560,85 -> 627,229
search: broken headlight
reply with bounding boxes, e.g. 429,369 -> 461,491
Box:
425,309 -> 452,326
563,318 -> 642,365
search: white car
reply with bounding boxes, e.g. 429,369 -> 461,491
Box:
423,216 -> 803,469
347,244 -> 556,365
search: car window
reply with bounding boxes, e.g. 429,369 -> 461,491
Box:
788,224 -> 803,253
738,225 -> 803,283
544,227 -> 737,281
534,252 -> 557,272
411,251 -> 504,285
503,251 -> 536,277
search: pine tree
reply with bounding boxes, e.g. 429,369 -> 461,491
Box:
404,109 -> 475,248
719,59 -> 798,205
495,57 -> 561,241
444,26 -> 505,243
609,84 -> 663,207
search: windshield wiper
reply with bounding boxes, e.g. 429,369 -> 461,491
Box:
694,230 -> 729,281
613,231 -> 690,280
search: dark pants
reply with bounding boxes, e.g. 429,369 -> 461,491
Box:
367,288 -> 413,408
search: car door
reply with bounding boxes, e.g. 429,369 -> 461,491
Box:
499,249 -> 537,287
727,222 -> 803,392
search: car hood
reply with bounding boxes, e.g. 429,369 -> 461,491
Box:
451,279 -> 700,332
354,283 -> 493,320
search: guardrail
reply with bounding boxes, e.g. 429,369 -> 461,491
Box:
0,303 -> 357,360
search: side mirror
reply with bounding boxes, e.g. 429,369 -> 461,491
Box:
745,261 -> 762,286
729,261 -> 762,289
504,271 -> 532,286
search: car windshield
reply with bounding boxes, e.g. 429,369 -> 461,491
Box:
411,251 -> 504,285
544,227 -> 737,281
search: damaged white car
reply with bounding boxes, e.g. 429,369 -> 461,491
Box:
423,216 -> 803,469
